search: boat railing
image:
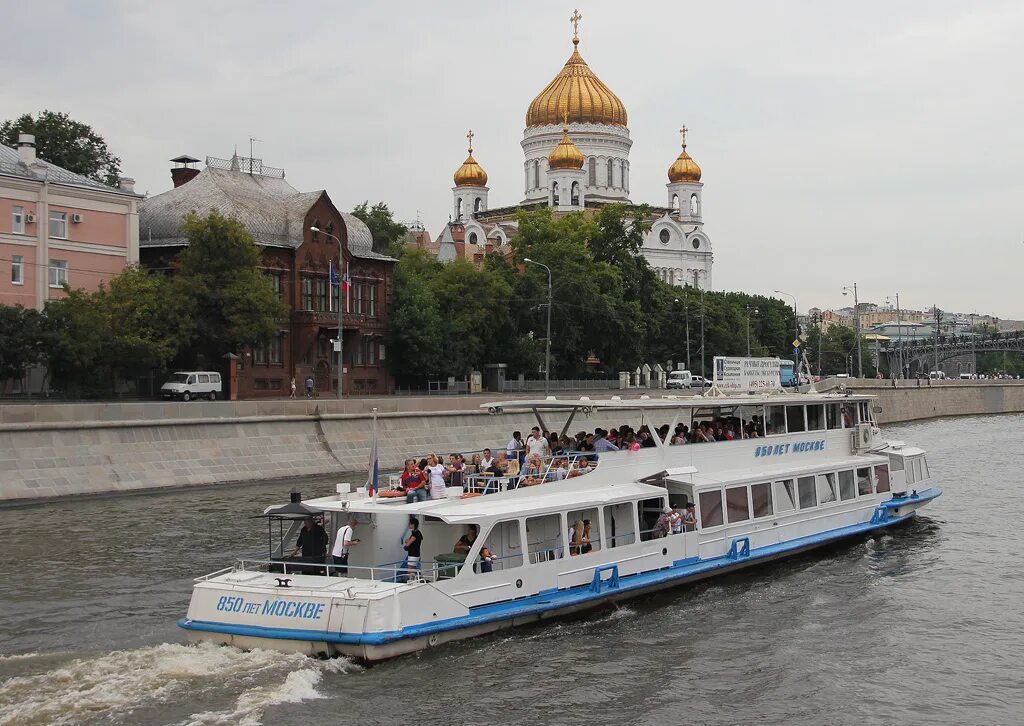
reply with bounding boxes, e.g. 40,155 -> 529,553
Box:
228,556 -> 471,584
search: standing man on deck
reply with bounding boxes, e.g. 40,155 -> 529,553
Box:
291,516 -> 328,561
526,426 -> 550,458
331,518 -> 360,575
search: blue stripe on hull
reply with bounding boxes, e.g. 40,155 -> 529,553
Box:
179,487 -> 941,646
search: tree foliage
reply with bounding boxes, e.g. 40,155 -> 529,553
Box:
0,305 -> 50,382
1,110 -> 122,186
351,201 -> 408,256
174,211 -> 288,365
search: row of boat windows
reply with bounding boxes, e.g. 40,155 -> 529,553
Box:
762,400 -> 871,435
698,464 -> 891,529
891,455 -> 930,483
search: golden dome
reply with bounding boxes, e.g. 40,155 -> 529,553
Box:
453,131 -> 488,187
525,35 -> 627,128
547,124 -> 585,170
668,126 -> 702,183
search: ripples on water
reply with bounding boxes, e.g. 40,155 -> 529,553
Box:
0,415 -> 1022,725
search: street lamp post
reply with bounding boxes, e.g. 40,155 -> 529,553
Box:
886,293 -> 902,379
774,289 -> 798,370
311,226 -> 344,399
524,258 -> 552,395
842,283 -> 862,377
674,298 -> 691,370
745,304 -> 759,356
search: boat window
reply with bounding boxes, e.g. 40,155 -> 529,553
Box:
638,497 -> 666,541
826,403 -> 842,430
921,458 -> 929,480
773,479 -> 796,512
838,469 -> 856,500
840,405 -> 854,428
907,457 -> 927,483
875,464 -> 890,493
888,454 -> 904,472
698,490 -> 724,528
797,476 -> 817,509
725,486 -> 750,523
604,502 -> 636,548
786,405 -> 806,433
488,519 -> 523,570
856,467 -> 873,496
567,508 -> 601,554
751,482 -> 773,518
525,514 -> 562,563
806,404 -> 825,431
815,472 -> 837,504
858,401 -> 871,425
765,406 -> 786,435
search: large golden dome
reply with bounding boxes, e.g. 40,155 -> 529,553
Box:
526,35 -> 627,128
453,132 -> 488,187
668,127 -> 702,183
547,124 -> 585,170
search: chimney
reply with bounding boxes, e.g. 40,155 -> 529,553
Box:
118,177 -> 136,193
170,155 -> 201,188
16,134 -> 36,164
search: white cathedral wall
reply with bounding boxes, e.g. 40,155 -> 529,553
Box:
521,123 -> 632,203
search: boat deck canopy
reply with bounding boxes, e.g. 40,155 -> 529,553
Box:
483,391 -> 874,414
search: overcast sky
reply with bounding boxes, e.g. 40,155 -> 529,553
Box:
2,1 -> 1022,317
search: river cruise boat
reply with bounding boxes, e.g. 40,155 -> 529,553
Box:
179,389 -> 941,661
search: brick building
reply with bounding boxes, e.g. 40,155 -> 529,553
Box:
139,154 -> 395,398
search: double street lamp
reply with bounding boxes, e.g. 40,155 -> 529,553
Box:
310,225 -> 343,399
523,258 -> 552,395
842,282 -> 863,378
773,290 -> 799,370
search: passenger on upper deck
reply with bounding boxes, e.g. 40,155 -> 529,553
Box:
401,459 -> 428,503
506,431 -> 524,463
480,448 -> 495,471
526,427 -> 550,458
593,428 -> 618,453
425,453 -> 447,500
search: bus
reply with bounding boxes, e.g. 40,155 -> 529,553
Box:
780,359 -> 797,387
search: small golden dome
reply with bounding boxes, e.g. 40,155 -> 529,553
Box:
526,33 -> 627,128
547,124 -> 585,170
668,127 -> 702,183
453,131 -> 488,187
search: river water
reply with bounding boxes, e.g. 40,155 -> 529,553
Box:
1,414 -> 1021,726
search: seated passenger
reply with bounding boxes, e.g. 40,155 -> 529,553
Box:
454,524 -> 479,554
549,458 -> 569,480
401,458 -> 428,503
581,519 -> 593,553
480,448 -> 495,471
568,520 -> 585,555
446,453 -> 464,488
468,453 -> 482,473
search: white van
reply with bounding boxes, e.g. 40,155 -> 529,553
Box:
928,371 -> 947,380
666,370 -> 711,389
161,371 -> 222,401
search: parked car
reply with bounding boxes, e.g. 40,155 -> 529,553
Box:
160,371 -> 222,401
928,371 -> 947,380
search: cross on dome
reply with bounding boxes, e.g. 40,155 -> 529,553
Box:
570,9 -> 582,44
467,129 -> 474,153
680,125 -> 688,149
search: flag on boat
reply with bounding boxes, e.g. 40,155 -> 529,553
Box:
366,409 -> 379,498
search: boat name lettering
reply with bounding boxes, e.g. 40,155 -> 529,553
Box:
215,595 -> 324,620
753,440 -> 825,458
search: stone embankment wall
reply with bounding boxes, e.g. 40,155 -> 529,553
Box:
1,382 -> 1022,502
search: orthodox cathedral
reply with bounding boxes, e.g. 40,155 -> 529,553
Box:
437,11 -> 713,289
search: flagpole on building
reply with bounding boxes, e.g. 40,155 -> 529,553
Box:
368,407 -> 379,500
337,261 -> 343,399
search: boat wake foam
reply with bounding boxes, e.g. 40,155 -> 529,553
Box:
0,642 -> 358,726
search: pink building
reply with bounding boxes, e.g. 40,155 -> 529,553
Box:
0,134 -> 141,310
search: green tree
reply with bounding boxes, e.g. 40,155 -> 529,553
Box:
351,202 -> 408,256
44,288 -> 111,395
1,110 -> 122,186
0,305 -> 50,383
173,211 -> 288,365
386,249 -> 445,382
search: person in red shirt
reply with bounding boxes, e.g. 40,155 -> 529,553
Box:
401,458 -> 427,503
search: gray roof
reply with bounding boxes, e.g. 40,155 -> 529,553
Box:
0,144 -> 140,197
139,165 -> 393,261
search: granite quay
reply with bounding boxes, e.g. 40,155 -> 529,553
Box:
2,381 -> 1022,503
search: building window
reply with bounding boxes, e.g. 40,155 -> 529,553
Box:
49,211 -> 68,239
468,232 -> 478,245
533,160 -> 540,189
318,335 -> 330,359
551,182 -> 559,206
11,206 -> 24,234
692,238 -> 701,250
671,194 -> 679,213
352,336 -> 364,366
301,276 -> 314,310
690,193 -> 699,216
268,334 -> 282,365
253,343 -> 267,365
368,283 -> 377,317
606,160 -> 613,187
353,282 -> 363,314
623,161 -> 629,192
11,255 -> 23,285
474,197 -> 483,213
326,222 -> 335,242
588,157 -> 596,186
659,229 -> 670,244
363,337 -> 375,366
525,165 -> 530,191
48,259 -> 68,287
456,198 -> 462,220
316,278 -> 328,312
571,182 -> 580,206
266,271 -> 283,299
311,219 -> 321,243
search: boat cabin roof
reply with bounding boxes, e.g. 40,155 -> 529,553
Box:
304,481 -> 665,524
482,391 -> 873,414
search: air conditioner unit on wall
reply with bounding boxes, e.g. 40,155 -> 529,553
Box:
71,213 -> 84,223
25,213 -> 36,223
852,422 -> 873,451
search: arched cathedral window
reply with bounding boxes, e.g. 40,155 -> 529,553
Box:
533,161 -> 540,190
690,193 -> 699,216
606,159 -> 613,187
621,161 -> 626,191
588,157 -> 596,186
571,181 -> 580,206
551,181 -> 559,206
474,197 -> 483,213
672,194 -> 680,213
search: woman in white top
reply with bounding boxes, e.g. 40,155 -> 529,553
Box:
425,453 -> 447,500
